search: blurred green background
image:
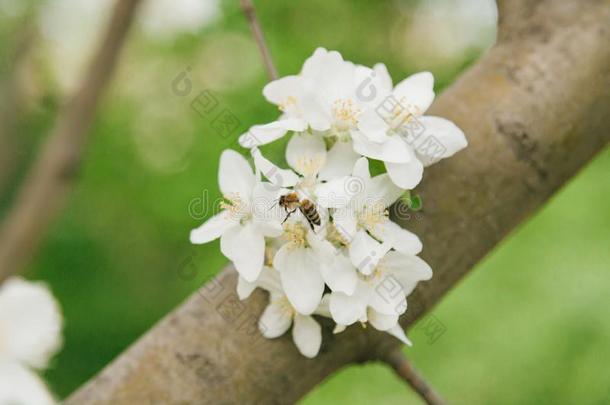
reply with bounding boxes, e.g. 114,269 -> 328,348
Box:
1,0 -> 609,403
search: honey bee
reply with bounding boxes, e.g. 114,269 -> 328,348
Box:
278,192 -> 321,230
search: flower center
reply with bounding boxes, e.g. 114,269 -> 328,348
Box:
356,201 -> 387,230
295,156 -> 325,179
220,193 -> 250,222
332,98 -> 360,132
325,222 -> 350,246
279,96 -> 297,113
359,266 -> 383,282
386,97 -> 422,132
282,222 -> 309,249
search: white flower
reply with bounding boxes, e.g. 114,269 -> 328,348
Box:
253,133 -> 360,209
329,250 -> 432,343
190,150 -> 283,282
352,66 -> 467,189
273,219 -> 357,315
239,48 -> 364,147
0,277 -> 63,405
192,48 -> 469,357
333,157 -> 422,268
0,278 -> 63,369
0,362 -> 56,405
139,0 -> 220,39
238,267 -> 329,358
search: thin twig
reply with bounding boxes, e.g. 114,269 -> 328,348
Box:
0,0 -> 142,282
382,349 -> 446,405
0,20 -> 36,199
239,0 -> 278,81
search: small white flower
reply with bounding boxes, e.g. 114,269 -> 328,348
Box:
193,48 -> 469,357
254,133 -> 360,209
352,66 -> 467,189
0,362 -> 56,405
333,157 -> 422,267
273,220 -> 344,315
238,267 -> 329,358
0,278 -> 63,369
329,250 -> 432,343
239,48 -> 364,147
0,277 -> 63,405
190,150 -> 283,282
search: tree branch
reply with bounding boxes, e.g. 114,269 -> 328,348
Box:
0,0 -> 142,282
239,0 -> 278,81
381,349 -> 445,405
66,0 -> 610,403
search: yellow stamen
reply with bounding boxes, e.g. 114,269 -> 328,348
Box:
279,96 -> 297,112
282,222 -> 309,250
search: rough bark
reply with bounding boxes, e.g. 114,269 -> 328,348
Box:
67,0 -> 610,404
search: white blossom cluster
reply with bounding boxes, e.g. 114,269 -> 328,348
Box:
190,48 -> 467,357
0,277 -> 63,404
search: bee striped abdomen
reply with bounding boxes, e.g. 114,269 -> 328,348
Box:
300,199 -> 321,228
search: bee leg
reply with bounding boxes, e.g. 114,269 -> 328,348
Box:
308,221 -> 315,231
281,209 -> 297,225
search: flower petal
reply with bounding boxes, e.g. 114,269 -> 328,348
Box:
301,48 -> 354,100
351,130 -> 411,164
251,183 -> 285,237
367,174 -> 405,208
315,176 -> 356,209
413,116 -> 468,166
275,245 -> 325,315
251,147 -> 299,187
383,251 -> 433,296
239,118 -> 307,148
292,314 -> 322,358
373,63 -> 394,95
0,362 -> 55,405
263,75 -> 304,106
386,325 -> 412,346
319,253 -> 358,295
190,212 -> 237,244
348,230 -> 391,275
218,149 -> 255,197
318,140 -> 360,181
392,71 -> 435,114
357,108 -> 391,143
286,133 -> 327,176
368,217 -> 422,255
0,278 -> 62,369
368,276 -> 407,316
331,207 -> 358,243
236,276 -> 256,300
314,294 -> 332,318
259,300 -> 293,339
368,308 -> 399,331
329,288 -> 368,326
351,156 -> 371,182
220,223 -> 265,282
384,154 -> 423,190
237,266 -> 282,299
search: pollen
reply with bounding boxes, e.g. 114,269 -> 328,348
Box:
357,201 -> 388,230
332,98 -> 360,131
388,97 -> 422,131
220,193 -> 249,221
282,222 -> 309,249
279,96 -> 297,112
